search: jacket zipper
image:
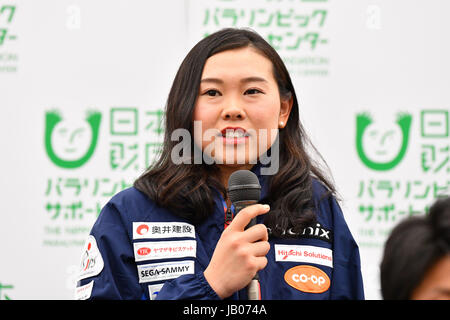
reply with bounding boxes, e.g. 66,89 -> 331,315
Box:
224,207 -> 233,229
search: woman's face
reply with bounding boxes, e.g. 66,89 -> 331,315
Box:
193,46 -> 292,168
411,255 -> 450,300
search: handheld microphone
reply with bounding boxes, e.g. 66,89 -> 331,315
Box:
227,170 -> 262,300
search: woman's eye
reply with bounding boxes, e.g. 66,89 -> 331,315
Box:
203,89 -> 221,97
244,88 -> 262,95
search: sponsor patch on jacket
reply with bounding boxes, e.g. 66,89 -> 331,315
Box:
78,235 -> 104,281
133,240 -> 197,262
148,283 -> 164,300
267,223 -> 333,243
284,265 -> 331,293
275,244 -> 333,268
137,260 -> 195,283
133,222 -> 196,240
74,280 -> 93,300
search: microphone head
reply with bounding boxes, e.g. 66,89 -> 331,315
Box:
227,170 -> 261,203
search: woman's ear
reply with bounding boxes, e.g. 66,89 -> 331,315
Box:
279,94 -> 293,128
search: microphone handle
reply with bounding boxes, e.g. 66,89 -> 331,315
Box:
234,200 -> 258,231
233,200 -> 262,300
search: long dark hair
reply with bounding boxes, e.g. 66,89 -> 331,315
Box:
134,28 -> 336,237
380,196 -> 450,299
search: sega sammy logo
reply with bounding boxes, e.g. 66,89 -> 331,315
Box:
137,260 -> 195,283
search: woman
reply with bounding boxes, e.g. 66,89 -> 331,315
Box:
75,28 -> 364,300
380,196 -> 450,300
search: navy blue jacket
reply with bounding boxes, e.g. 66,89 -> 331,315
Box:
75,165 -> 364,300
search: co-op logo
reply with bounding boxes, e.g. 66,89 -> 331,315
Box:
284,265 -> 330,294
356,112 -> 412,171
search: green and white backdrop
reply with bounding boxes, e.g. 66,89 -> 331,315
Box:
0,0 -> 448,300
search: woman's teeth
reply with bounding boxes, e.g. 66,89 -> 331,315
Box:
224,131 -> 246,138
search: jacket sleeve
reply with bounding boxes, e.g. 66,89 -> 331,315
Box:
155,271 -> 221,300
75,202 -> 145,300
76,198 -> 220,300
325,196 -> 365,300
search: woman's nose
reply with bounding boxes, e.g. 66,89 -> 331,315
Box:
221,101 -> 246,121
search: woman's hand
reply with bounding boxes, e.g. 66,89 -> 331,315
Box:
204,204 -> 271,299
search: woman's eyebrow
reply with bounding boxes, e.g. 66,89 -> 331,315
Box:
200,77 -> 268,84
200,78 -> 223,84
240,76 -> 268,84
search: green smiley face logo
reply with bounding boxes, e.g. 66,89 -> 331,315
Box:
44,110 -> 102,169
356,112 -> 412,171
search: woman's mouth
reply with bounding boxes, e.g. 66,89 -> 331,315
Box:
220,127 -> 250,145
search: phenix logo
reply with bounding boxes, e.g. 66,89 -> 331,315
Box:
267,223 -> 333,243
